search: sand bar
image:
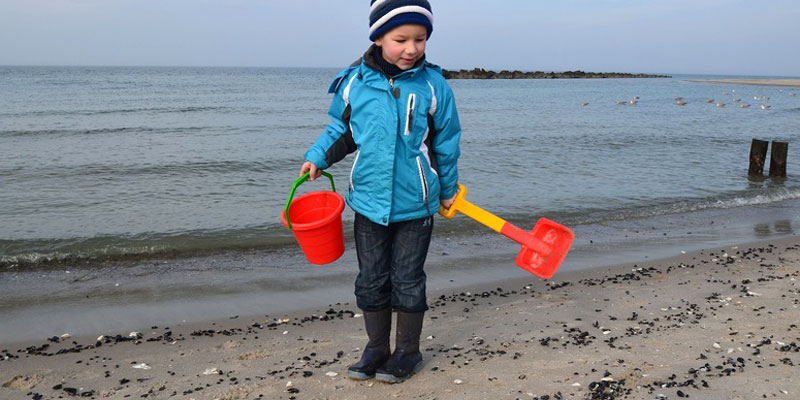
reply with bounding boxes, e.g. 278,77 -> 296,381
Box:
689,79 -> 800,87
1,235 -> 798,400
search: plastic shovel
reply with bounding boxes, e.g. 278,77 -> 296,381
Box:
439,184 -> 574,279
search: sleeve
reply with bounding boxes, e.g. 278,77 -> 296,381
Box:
303,72 -> 357,169
432,83 -> 461,199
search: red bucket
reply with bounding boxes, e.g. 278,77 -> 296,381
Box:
282,172 -> 345,265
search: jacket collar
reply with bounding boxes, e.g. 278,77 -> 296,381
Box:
359,45 -> 426,88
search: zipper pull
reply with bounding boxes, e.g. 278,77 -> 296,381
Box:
389,78 -> 400,98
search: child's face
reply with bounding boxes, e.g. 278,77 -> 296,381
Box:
374,24 -> 427,70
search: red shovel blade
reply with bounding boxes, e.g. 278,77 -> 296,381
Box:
515,218 -> 574,279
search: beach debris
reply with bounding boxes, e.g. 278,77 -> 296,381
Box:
325,371 -> 338,377
282,330 -> 289,335
202,368 -> 218,375
286,380 -> 293,387
131,363 -> 151,370
453,379 -> 464,384
712,342 -> 722,349
353,313 -> 363,318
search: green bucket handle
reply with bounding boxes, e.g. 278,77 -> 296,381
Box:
283,171 -> 336,230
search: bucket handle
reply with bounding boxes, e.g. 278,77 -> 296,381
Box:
283,171 -> 336,230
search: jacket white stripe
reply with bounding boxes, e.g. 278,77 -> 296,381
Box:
342,73 -> 359,105
368,6 -> 434,36
426,80 -> 437,115
419,127 -> 437,177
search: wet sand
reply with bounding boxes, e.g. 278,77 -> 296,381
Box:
2,235 -> 798,400
688,79 -> 800,87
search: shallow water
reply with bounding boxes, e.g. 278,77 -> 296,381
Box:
1,66 -> 799,267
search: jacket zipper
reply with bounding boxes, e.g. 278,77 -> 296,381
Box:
404,93 -> 416,136
416,156 -> 428,205
350,150 -> 360,191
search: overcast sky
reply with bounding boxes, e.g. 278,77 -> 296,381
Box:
1,0 -> 798,76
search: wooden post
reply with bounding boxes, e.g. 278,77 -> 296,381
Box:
748,139 -> 768,176
769,141 -> 788,177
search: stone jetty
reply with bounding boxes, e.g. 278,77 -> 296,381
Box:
442,68 -> 671,79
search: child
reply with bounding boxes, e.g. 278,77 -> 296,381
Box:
300,0 -> 461,383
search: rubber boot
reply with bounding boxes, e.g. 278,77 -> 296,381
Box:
375,311 -> 424,383
347,308 -> 392,380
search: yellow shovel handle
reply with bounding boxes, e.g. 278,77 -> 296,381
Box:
439,183 -> 506,233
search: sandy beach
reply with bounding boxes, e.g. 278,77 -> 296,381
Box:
2,235 -> 798,400
688,79 -> 800,87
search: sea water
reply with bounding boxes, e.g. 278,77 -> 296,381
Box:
1,66 -> 799,341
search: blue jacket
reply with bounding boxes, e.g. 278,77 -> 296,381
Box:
304,47 -> 461,225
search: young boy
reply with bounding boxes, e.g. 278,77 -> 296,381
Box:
300,0 -> 461,383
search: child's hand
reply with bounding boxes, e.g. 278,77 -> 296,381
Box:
300,161 -> 322,181
440,194 -> 456,210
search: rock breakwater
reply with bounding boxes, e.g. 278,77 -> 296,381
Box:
442,68 -> 670,79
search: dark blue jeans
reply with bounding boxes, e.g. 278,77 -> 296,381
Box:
353,212 -> 433,313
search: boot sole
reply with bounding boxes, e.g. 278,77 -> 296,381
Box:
374,361 -> 424,384
347,370 -> 375,380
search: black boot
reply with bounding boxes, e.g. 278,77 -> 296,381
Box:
375,311 -> 424,383
347,308 -> 392,380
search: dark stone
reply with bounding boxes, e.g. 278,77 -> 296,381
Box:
442,68 -> 670,80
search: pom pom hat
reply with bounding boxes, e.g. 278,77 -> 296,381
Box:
369,0 -> 434,41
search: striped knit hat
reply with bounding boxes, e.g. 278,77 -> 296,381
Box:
369,0 -> 434,41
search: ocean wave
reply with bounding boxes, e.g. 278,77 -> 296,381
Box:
2,157 -> 295,182
562,185 -> 800,226
0,106 -> 235,119
0,227 -> 296,270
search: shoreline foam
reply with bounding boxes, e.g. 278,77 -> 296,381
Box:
688,79 -> 800,87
